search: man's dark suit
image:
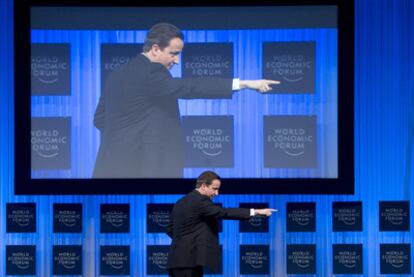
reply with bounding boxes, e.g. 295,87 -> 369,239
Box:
166,190 -> 250,274
93,54 -> 233,178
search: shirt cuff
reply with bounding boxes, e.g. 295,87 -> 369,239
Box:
232,78 -> 240,90
250,208 -> 255,216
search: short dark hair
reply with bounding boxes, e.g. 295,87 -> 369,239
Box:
196,171 -> 221,188
143,23 -> 184,52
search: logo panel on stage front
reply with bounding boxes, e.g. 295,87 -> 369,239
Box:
53,203 -> 82,233
147,204 -> 174,233
240,245 -> 270,275
100,245 -> 130,276
380,244 -> 411,274
6,245 -> 36,275
379,201 -> 410,231
286,202 -> 316,232
333,244 -> 363,274
287,244 -> 316,274
53,245 -> 82,275
239,203 -> 269,233
333,201 -> 362,232
147,245 -> 170,275
6,203 -> 36,233
100,204 -> 130,233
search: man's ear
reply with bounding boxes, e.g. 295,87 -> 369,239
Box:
151,44 -> 161,55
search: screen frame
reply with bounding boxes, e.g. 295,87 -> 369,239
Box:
14,0 -> 354,195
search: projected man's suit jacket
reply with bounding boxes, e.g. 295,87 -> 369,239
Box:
93,54 -> 232,178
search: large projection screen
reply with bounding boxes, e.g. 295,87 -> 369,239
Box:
14,0 -> 354,194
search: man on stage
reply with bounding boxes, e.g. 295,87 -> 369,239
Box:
166,171 -> 276,277
93,23 -> 279,178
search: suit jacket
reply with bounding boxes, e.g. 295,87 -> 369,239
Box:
93,54 -> 233,178
166,190 -> 250,272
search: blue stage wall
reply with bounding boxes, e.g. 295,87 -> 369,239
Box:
1,0 -> 413,276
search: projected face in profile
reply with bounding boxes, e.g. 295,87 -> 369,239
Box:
151,37 -> 183,69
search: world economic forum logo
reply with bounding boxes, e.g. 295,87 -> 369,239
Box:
147,204 -> 173,233
182,116 -> 234,167
336,209 -> 358,226
240,245 -> 270,275
54,253 -> 78,269
100,246 -> 130,275
287,202 -> 316,232
6,203 -> 36,233
289,251 -> 312,268
31,117 -> 71,170
31,43 -> 71,95
380,201 -> 410,231
100,204 -> 130,233
263,41 -> 315,94
182,43 -> 233,78
100,43 -> 142,86
333,244 -> 363,274
147,246 -> 170,275
53,245 -> 82,275
6,246 -> 36,275
380,244 -> 411,274
264,116 -> 317,168
8,252 -> 33,270
333,202 -> 363,232
53,204 -> 82,233
239,203 -> 269,233
287,244 -> 316,274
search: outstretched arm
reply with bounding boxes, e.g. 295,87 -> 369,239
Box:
252,208 -> 278,217
239,79 -> 280,93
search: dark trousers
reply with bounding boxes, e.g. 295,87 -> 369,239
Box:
168,266 -> 203,277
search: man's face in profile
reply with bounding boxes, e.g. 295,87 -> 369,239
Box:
201,179 -> 221,199
153,37 -> 184,69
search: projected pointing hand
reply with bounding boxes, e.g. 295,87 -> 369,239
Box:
240,79 -> 280,93
254,208 -> 278,217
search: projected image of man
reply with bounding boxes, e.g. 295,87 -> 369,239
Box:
93,23 -> 279,178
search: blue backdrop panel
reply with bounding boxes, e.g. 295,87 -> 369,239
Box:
30,28 -> 337,179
